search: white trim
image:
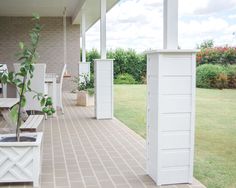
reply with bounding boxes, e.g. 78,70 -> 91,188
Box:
146,49 -> 199,54
189,53 -> 196,183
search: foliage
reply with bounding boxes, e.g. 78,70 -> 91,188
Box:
197,39 -> 214,49
196,64 -> 236,89
114,73 -> 136,84
225,65 -> 236,88
73,73 -> 94,96
82,48 -> 146,84
42,97 -> 55,116
86,49 -> 100,74
108,49 -> 146,83
197,47 -> 236,66
0,15 -> 55,141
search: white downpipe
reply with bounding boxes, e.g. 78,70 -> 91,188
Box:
100,0 -> 107,59
63,7 -> 67,65
82,12 -> 86,63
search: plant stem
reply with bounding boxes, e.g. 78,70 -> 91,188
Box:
16,76 -> 27,142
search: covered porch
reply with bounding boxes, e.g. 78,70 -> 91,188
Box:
0,93 -> 205,188
0,0 -> 205,187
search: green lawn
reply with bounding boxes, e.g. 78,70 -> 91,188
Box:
114,85 -> 236,188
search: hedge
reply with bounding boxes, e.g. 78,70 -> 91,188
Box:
196,64 -> 236,89
81,47 -> 236,87
82,48 -> 146,84
114,73 -> 136,84
197,47 -> 236,66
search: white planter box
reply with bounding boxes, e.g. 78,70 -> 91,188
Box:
0,132 -> 43,187
146,50 -> 197,185
77,91 -> 94,106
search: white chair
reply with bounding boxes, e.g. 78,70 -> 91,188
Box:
14,63 -> 46,112
0,64 -> 8,98
57,64 -> 67,113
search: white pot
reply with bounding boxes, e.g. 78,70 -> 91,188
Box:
0,132 -> 43,187
76,91 -> 94,106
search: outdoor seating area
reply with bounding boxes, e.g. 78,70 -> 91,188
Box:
0,0 -> 212,187
0,93 -> 205,188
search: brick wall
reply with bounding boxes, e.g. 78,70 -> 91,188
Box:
0,17 -> 80,97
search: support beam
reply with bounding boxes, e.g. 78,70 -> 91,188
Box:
163,0 -> 178,49
100,0 -> 107,59
82,12 -> 86,63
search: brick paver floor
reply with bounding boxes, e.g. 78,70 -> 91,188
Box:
0,93 -> 206,188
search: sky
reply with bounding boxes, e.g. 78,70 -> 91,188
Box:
86,0 -> 236,52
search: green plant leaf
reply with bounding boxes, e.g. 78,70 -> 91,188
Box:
40,98 -> 46,107
10,105 -> 18,124
19,42 -> 24,50
32,13 -> 40,20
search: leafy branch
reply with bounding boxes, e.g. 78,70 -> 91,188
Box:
0,15 -> 55,141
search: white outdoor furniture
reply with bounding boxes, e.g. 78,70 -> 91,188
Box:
0,98 -> 19,132
0,64 -> 8,98
56,64 -> 67,114
14,63 -> 46,112
45,73 -> 57,114
20,115 -> 44,132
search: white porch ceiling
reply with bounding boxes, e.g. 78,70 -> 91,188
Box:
0,0 -> 119,30
0,0 -> 85,17
72,0 -> 118,30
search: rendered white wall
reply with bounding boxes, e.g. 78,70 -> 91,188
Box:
146,50 -> 196,185
94,59 -> 113,119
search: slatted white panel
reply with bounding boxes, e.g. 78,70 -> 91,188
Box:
94,59 -> 113,119
79,62 -> 90,82
146,50 -> 197,185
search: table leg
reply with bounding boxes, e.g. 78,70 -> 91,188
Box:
52,79 -> 57,117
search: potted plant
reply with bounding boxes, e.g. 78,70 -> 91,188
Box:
0,15 -> 54,187
74,73 -> 95,106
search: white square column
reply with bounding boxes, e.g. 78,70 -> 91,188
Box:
81,11 -> 86,63
94,59 -> 113,119
146,50 -> 197,185
100,0 -> 107,59
163,0 -> 178,49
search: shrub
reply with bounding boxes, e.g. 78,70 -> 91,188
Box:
225,65 -> 236,88
86,49 -> 100,74
81,48 -> 146,83
196,64 -> 227,89
108,49 -> 146,83
114,73 -> 136,84
197,47 -> 236,66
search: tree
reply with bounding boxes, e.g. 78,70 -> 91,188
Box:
0,15 -> 55,141
197,40 -> 214,49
